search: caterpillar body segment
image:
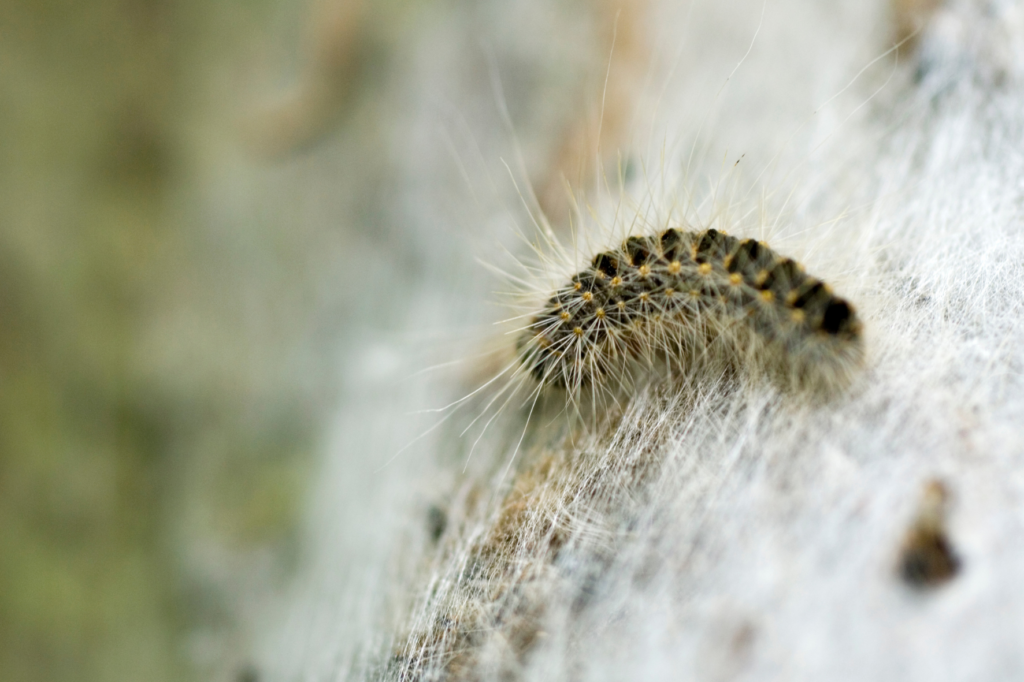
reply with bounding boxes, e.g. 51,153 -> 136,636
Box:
517,228 -> 864,396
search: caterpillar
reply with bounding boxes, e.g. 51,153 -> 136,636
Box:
516,227 -> 864,396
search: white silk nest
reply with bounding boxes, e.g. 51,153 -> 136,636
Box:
250,1 -> 1024,680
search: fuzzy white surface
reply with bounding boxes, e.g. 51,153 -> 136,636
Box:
252,1 -> 1024,680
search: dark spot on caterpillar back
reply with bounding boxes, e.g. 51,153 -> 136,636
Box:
592,252 -> 619,278
726,239 -> 774,276
821,300 -> 856,337
659,228 -> 689,261
694,228 -> 739,264
760,258 -> 805,296
518,227 -> 864,393
625,235 -> 654,266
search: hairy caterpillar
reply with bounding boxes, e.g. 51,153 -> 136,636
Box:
517,227 -> 864,397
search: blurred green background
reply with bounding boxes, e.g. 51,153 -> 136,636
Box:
0,1 -> 408,680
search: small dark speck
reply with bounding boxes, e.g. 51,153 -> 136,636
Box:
898,479 -> 961,588
427,504 -> 448,543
